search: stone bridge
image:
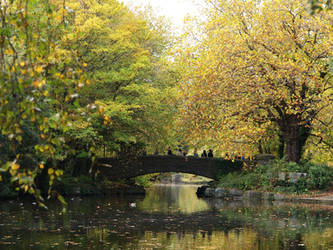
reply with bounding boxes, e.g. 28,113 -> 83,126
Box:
92,155 -> 244,181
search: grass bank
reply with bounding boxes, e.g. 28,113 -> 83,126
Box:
217,159 -> 333,196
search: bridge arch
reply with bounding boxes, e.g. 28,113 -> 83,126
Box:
94,155 -> 243,181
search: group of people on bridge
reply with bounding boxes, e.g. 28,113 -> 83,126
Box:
151,147 -> 248,161
163,147 -> 214,158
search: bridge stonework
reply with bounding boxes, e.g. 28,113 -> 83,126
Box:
93,155 -> 243,181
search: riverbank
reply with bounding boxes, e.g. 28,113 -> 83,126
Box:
291,189 -> 333,204
203,158 -> 333,205
196,186 -> 333,205
0,174 -> 146,201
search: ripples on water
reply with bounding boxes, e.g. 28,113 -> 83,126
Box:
0,184 -> 333,249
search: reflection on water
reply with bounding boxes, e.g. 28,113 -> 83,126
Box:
138,184 -> 209,214
0,184 -> 332,249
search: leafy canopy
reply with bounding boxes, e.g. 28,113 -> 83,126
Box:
178,0 -> 333,161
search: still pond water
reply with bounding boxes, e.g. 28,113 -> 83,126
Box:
0,184 -> 333,249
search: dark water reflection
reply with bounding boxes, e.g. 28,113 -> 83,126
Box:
0,184 -> 333,249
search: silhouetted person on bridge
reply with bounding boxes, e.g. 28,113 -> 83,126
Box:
201,150 -> 207,158
193,148 -> 199,157
154,148 -> 159,155
177,148 -> 183,156
167,146 -> 173,155
208,149 -> 214,158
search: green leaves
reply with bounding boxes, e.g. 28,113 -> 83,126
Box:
61,0 -> 178,156
0,0 -> 87,205
310,0 -> 333,14
0,0 -> 178,205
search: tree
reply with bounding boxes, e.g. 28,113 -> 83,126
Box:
0,0 -> 86,204
178,0 -> 333,162
53,0 -> 178,156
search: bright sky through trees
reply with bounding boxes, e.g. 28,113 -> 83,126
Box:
121,0 -> 202,31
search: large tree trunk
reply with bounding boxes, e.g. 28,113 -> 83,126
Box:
284,128 -> 300,162
280,116 -> 301,162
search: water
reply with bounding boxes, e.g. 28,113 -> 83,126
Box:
0,184 -> 333,249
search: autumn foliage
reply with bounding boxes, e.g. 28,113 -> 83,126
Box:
0,0 -> 87,204
0,0 -> 177,203
178,0 -> 333,162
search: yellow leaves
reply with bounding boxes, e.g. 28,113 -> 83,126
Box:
56,14 -> 63,22
48,168 -> 54,175
0,1 -> 92,206
99,106 -> 104,113
33,79 -> 46,88
103,115 -> 112,125
15,127 -> 22,134
55,169 -> 63,176
39,144 -> 50,152
5,49 -> 14,55
104,115 -> 111,122
35,66 -> 43,74
179,0 -> 333,152
47,54 -> 56,63
11,162 -> 20,170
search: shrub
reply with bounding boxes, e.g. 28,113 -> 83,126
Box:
307,164 -> 333,189
218,159 -> 333,194
135,175 -> 154,188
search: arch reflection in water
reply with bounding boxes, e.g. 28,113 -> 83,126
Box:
137,184 -> 209,214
